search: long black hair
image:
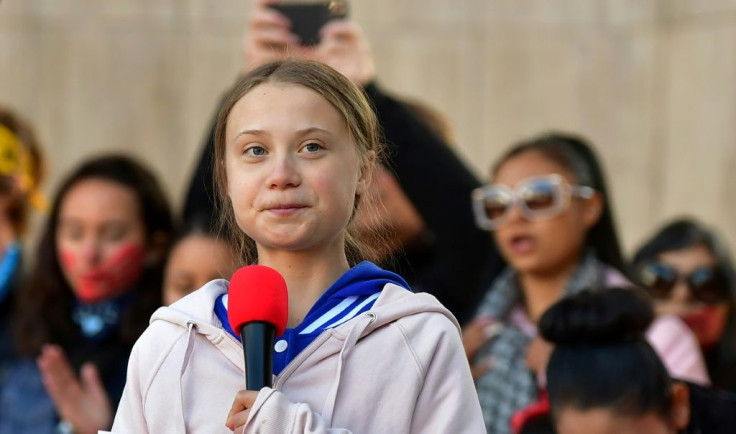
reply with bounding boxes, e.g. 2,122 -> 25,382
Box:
632,218 -> 736,390
540,287 -> 673,419
492,132 -> 625,273
15,154 -> 174,357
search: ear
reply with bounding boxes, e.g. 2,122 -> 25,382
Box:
669,382 -> 690,430
581,192 -> 603,230
355,151 -> 376,196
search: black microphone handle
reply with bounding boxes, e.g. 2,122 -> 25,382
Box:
239,321 -> 276,390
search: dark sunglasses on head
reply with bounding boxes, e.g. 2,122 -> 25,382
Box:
637,262 -> 729,304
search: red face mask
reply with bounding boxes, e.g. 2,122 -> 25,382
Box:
681,305 -> 728,349
60,243 -> 146,303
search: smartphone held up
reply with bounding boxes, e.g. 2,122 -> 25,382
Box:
269,1 -> 349,46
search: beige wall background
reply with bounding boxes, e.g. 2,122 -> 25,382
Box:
1,0 -> 734,256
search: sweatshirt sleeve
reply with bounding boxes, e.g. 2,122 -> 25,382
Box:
407,317 -> 486,433
244,388 -> 351,433
646,314 -> 711,386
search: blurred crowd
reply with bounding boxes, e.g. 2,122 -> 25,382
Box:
1,1 -> 735,433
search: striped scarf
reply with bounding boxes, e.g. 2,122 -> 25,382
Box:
473,252 -> 606,434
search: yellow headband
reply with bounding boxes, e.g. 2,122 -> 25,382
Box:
0,124 -> 47,211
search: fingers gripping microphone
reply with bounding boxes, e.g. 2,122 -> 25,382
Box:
227,266 -> 288,390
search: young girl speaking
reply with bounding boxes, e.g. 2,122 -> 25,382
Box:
112,60 -> 483,433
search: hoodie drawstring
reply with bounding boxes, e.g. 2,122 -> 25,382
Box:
321,312 -> 376,426
176,321 -> 198,433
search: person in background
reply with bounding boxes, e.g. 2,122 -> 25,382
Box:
0,105 -> 47,399
463,133 -> 708,433
540,287 -> 736,434
1,155 -> 174,434
183,0 -> 502,324
632,218 -> 736,392
163,213 -> 239,305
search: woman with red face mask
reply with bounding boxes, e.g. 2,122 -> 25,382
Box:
632,218 -> 736,393
2,155 -> 174,434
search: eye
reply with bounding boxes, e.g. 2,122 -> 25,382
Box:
101,224 -> 129,242
484,195 -> 511,220
59,222 -> 84,241
522,182 -> 557,210
244,145 -> 267,157
301,142 -> 324,153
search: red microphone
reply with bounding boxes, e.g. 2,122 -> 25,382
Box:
227,265 -> 288,390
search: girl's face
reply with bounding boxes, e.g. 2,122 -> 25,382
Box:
491,151 -> 601,276
56,178 -> 147,303
650,244 -> 730,348
163,234 -> 238,305
224,82 -> 370,258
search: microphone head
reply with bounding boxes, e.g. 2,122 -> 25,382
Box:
227,265 -> 288,337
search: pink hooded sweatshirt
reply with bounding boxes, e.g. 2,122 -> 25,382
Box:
111,280 -> 485,433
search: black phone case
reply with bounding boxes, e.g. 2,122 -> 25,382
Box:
269,2 -> 348,45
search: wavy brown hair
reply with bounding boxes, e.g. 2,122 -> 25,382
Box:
213,59 -> 384,266
14,155 -> 174,356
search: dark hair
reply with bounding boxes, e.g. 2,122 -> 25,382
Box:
631,217 -> 736,385
14,154 -> 174,356
173,211 -> 238,262
0,106 -> 45,236
492,132 -> 625,273
540,287 -> 673,420
213,59 -> 382,266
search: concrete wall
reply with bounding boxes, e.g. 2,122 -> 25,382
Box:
1,0 -> 735,255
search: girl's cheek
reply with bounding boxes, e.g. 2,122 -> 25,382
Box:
75,243 -> 146,303
58,249 -> 77,274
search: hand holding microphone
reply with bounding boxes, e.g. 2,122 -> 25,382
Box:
226,265 -> 288,431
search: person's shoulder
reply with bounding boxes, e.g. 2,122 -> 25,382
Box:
647,314 -> 711,385
374,283 -> 460,332
371,284 -> 463,363
132,279 -> 229,361
686,382 -> 736,433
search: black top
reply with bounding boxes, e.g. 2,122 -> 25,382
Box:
183,82 -> 504,324
685,381 -> 736,434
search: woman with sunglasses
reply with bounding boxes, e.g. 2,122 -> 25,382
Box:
632,218 -> 736,392
464,133 -> 708,434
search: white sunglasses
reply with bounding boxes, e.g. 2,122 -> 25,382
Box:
471,174 -> 595,231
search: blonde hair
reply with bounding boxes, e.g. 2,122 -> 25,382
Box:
213,59 -> 384,265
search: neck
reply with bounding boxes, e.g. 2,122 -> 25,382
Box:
257,241 -> 350,328
518,255 -> 582,324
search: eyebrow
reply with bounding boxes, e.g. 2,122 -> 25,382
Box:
231,127 -> 334,143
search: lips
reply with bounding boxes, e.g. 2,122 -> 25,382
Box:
507,234 -> 535,255
263,203 -> 308,216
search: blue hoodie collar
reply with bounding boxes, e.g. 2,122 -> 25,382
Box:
292,261 -> 410,335
215,261 -> 410,375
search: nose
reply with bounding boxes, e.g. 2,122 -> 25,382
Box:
267,154 -> 301,189
504,198 -> 527,225
79,237 -> 103,267
670,280 -> 694,304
